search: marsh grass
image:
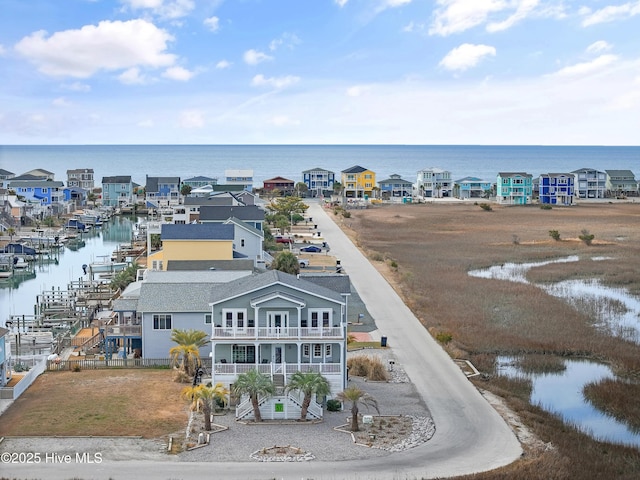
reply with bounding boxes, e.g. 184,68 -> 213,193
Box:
344,202 -> 640,479
347,355 -> 390,381
584,378 -> 640,433
517,355 -> 567,374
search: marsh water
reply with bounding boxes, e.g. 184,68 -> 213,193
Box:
470,258 -> 640,447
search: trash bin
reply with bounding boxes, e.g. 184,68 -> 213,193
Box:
381,336 -> 387,347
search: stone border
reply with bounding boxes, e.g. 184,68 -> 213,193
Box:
249,445 -> 315,462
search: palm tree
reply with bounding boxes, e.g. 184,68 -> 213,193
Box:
181,383 -> 230,431
336,386 -> 380,432
271,251 -> 300,275
169,329 -> 210,377
231,369 -> 275,422
286,371 -> 331,420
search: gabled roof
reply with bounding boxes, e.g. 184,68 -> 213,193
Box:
10,174 -> 43,181
605,170 -> 636,178
199,205 -> 265,222
67,168 -> 94,174
0,169 -> 15,176
146,176 -> 180,192
571,167 -> 604,174
455,176 -> 490,183
102,175 -> 132,184
302,167 -> 334,174
378,176 -> 412,185
224,217 -> 264,238
210,270 -> 345,305
183,176 -> 217,183
342,165 -> 369,174
24,168 -> 54,176
299,273 -> 351,296
497,172 -> 532,178
263,176 -> 295,183
160,223 -> 234,240
8,180 -> 64,188
211,184 -> 247,192
184,194 -> 245,207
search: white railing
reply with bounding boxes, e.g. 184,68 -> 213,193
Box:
212,326 -> 343,339
286,391 -> 323,419
213,362 -> 342,377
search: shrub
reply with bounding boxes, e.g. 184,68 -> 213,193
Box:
512,234 -> 520,245
479,203 -> 492,211
435,331 -> 453,344
549,230 -> 561,241
540,204 -> 553,210
371,252 -> 384,262
390,260 -> 398,269
71,364 -> 81,373
342,211 -> 351,218
579,229 -> 595,245
347,355 -> 390,381
326,399 -> 342,412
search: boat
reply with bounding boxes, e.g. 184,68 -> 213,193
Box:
65,218 -> 86,231
0,255 -> 13,279
11,255 -> 29,269
1,243 -> 37,257
73,209 -> 103,227
88,256 -> 128,276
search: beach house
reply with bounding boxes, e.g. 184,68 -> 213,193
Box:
572,168 -> 606,199
302,167 -> 335,197
539,173 -> 575,206
66,168 -> 95,190
415,167 -> 453,198
454,177 -> 493,199
341,166 -> 376,199
101,176 -> 135,207
378,174 -> 413,200
496,172 -> 533,205
605,170 -> 638,198
145,176 -> 181,208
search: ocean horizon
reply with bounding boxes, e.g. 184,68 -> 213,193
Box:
1,144 -> 638,188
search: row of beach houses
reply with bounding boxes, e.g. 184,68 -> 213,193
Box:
1,165 -> 639,225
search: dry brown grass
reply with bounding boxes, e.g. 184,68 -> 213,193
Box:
0,369 -> 186,438
338,201 -> 640,479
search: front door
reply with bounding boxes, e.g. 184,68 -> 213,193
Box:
272,344 -> 284,374
267,311 -> 288,336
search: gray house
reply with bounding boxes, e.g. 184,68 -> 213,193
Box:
605,170 -> 638,197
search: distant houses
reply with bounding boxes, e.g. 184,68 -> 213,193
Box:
416,167 -> 452,198
539,173 -> 575,206
102,176 -> 135,207
605,170 -> 638,198
378,174 -> 413,199
302,167 -> 335,197
454,177 -> 492,199
341,165 -> 376,199
496,172 -> 533,205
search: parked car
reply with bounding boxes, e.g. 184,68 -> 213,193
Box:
300,245 -> 322,253
275,236 -> 293,244
298,258 -> 310,268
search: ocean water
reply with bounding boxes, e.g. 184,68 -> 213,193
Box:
1,145 -> 638,188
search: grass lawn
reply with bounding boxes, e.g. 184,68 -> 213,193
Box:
0,369 -> 186,438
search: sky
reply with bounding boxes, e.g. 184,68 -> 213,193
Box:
0,0 -> 639,146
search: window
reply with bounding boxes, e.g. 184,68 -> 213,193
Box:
223,309 -> 246,331
303,344 -> 310,357
232,345 -> 255,363
204,313 -> 212,324
153,314 -> 172,330
325,344 -> 332,357
313,344 -> 323,358
241,239 -> 245,247
309,309 -> 331,329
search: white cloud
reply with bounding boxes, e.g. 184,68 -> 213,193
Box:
581,1 -> 640,27
335,0 -> 348,7
15,19 -> 176,78
216,60 -> 231,69
179,110 -> 205,128
162,65 -> 194,81
118,67 -> 148,85
121,0 -> 195,19
270,115 -> 300,126
204,16 -> 219,32
487,0 -> 539,33
439,43 -> 496,71
251,74 -> 300,88
586,41 -> 612,55
551,54 -> 618,78
0,44 -> 5,56
52,97 -> 71,107
346,85 -> 371,97
243,49 -> 273,65
430,0 -> 507,36
269,33 -> 301,52
63,82 -> 91,92
137,119 -> 155,127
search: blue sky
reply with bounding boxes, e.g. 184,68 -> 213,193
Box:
1,0 -> 639,145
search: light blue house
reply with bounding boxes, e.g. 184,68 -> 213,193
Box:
183,176 -> 218,189
496,172 -> 533,205
571,168 -> 606,199
302,167 -> 335,197
378,174 -> 413,199
539,173 -> 575,206
454,177 -> 492,199
102,176 -> 134,207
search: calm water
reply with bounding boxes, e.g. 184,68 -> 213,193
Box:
0,216 -> 138,324
1,144 -> 638,188
498,357 -> 640,447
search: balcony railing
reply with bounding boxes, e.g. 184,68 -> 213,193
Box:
104,325 -> 142,336
212,326 -> 344,339
212,362 -> 342,376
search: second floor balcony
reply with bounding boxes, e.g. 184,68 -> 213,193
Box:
213,326 -> 344,340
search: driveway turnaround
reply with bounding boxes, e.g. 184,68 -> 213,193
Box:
1,200 -> 521,480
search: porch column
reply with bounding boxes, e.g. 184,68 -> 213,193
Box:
253,306 -> 259,339
296,306 -> 302,339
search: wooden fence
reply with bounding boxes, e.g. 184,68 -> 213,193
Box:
46,357 -> 174,371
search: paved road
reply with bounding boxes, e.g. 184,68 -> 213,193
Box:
2,201 -> 521,479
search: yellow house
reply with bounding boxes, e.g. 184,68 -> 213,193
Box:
148,223 -> 234,271
341,165 -> 376,199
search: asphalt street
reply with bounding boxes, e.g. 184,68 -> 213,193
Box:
1,200 -> 521,480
